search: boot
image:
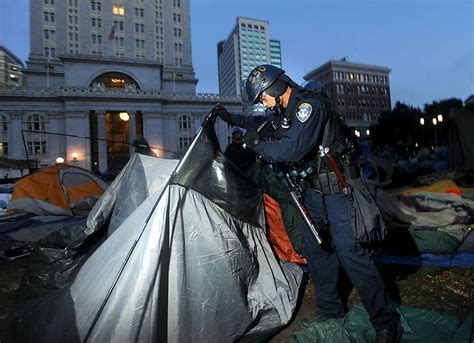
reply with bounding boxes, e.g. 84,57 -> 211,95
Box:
375,321 -> 403,343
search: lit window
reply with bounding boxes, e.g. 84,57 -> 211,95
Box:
26,114 -> 47,155
112,4 -> 124,15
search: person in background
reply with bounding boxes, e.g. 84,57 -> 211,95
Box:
224,127 -> 256,172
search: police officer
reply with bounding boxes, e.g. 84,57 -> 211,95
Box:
213,64 -> 402,343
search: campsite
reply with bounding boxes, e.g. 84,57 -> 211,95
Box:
0,114 -> 473,342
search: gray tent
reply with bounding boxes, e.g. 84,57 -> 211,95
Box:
20,115 -> 303,342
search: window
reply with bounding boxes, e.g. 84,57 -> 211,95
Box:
112,4 -> 124,15
0,115 -> 8,157
26,114 -> 47,155
178,115 -> 192,149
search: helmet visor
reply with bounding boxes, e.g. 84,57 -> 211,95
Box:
240,79 -> 265,114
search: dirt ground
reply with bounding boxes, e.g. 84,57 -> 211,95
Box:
1,254 -> 472,342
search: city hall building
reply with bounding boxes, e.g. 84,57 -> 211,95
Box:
0,0 -> 240,173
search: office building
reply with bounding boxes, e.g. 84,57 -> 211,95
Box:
0,0 -> 240,173
0,45 -> 25,88
25,0 -> 197,93
217,17 -> 282,97
304,59 -> 391,139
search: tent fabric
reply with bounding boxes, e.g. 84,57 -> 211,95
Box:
398,179 -> 460,196
18,115 -> 303,342
8,164 -> 107,216
0,215 -> 88,248
263,194 -> 306,265
290,304 -> 473,343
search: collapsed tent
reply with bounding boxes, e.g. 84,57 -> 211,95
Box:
19,115 -> 303,342
8,164 -> 108,216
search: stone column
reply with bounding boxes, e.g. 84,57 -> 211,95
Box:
128,112 -> 137,155
143,112 -> 164,157
9,112 -> 24,160
65,111 -> 90,170
48,112 -> 65,163
97,112 -> 108,173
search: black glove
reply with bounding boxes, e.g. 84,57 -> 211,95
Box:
212,103 -> 232,124
243,128 -> 260,147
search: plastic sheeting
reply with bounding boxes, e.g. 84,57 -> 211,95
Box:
0,215 -> 88,248
371,252 -> 474,267
18,115 -> 303,342
290,304 -> 473,343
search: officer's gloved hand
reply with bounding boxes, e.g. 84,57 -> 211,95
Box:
243,128 -> 260,148
212,103 -> 232,124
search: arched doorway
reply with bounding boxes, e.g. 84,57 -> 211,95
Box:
90,71 -> 140,89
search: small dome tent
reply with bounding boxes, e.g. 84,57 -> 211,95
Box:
8,164 -> 108,216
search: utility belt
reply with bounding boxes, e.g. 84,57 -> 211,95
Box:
308,172 -> 342,195
288,159 -> 359,196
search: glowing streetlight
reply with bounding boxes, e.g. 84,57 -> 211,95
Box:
437,114 -> 443,123
354,129 -> 361,138
72,152 -> 79,162
119,112 -> 130,122
56,157 -> 65,164
366,129 -> 370,136
420,118 -> 425,126
432,118 -> 437,126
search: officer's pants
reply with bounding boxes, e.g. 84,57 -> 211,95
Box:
302,189 -> 396,331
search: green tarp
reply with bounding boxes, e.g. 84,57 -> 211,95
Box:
290,304 -> 473,342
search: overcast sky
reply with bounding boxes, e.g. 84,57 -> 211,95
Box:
1,0 -> 473,108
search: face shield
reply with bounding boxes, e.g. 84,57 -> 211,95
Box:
240,79 -> 266,115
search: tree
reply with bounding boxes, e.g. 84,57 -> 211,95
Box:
371,101 -> 422,153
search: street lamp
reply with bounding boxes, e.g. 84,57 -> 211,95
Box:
437,114 -> 443,123
420,118 -> 425,145
432,118 -> 438,145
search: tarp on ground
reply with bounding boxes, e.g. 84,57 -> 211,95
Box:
8,164 -> 108,216
0,215 -> 88,248
18,115 -> 303,342
290,303 -> 473,343
375,184 -> 473,253
372,252 -> 474,267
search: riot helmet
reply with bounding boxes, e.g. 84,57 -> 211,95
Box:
245,65 -> 288,104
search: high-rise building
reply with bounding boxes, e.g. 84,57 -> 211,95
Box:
217,17 -> 282,97
0,45 -> 25,88
24,0 -> 196,92
269,39 -> 281,69
304,59 -> 391,138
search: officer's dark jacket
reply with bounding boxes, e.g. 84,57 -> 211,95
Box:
228,87 -> 346,169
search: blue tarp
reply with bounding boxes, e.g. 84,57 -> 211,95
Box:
371,253 -> 474,267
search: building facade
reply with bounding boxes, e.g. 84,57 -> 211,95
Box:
269,39 -> 282,69
0,0 -> 241,174
304,59 -> 391,139
217,17 -> 282,97
0,45 -> 25,88
25,0 -> 196,93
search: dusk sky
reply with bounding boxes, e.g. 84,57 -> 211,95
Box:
1,0 -> 472,108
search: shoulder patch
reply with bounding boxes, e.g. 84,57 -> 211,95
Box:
296,102 -> 313,123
